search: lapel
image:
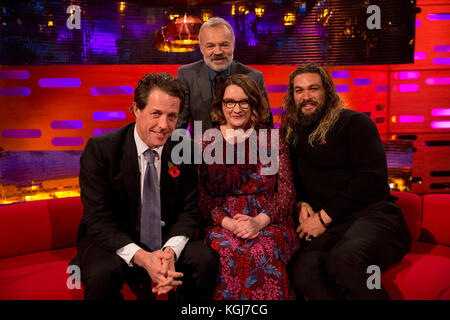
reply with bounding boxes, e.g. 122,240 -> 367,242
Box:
229,60 -> 240,74
195,61 -> 213,104
120,123 -> 140,222
160,141 -> 178,221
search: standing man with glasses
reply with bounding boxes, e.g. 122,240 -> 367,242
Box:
176,17 -> 273,134
73,73 -> 218,300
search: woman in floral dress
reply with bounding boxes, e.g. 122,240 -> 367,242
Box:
198,74 -> 299,300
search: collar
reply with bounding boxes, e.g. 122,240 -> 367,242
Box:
208,64 -> 231,83
134,125 -> 163,160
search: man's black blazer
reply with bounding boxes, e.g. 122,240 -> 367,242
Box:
76,122 -> 201,256
176,60 -> 272,131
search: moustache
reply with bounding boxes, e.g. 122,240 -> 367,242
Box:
211,54 -> 227,60
298,99 -> 319,108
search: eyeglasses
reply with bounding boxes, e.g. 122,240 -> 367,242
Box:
222,99 -> 250,110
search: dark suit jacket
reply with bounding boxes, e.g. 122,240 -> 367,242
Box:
76,122 -> 201,256
176,60 -> 273,131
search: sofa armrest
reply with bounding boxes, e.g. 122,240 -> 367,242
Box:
0,197 -> 83,259
422,194 -> 450,246
391,191 -> 422,242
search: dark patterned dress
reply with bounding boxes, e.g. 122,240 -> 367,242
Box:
198,128 -> 300,300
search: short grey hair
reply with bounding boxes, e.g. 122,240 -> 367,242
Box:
199,17 -> 235,44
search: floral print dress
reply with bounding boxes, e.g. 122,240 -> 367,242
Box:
198,128 -> 300,300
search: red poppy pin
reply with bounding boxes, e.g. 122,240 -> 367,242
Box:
168,161 -> 180,178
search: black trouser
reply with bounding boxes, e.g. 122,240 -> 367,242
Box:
77,238 -> 218,300
290,200 -> 411,300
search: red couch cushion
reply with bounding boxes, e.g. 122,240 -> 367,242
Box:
0,247 -> 83,299
382,241 -> 450,300
0,197 -> 83,259
0,247 -> 138,300
421,194 -> 450,247
391,191 -> 422,241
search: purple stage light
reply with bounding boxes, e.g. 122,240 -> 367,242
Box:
394,84 -> 419,92
51,137 -> 84,146
92,111 -> 126,121
431,121 -> 450,129
434,45 -> 450,52
50,121 -> 83,129
332,71 -> 350,79
376,85 -> 389,92
431,108 -> 450,116
2,129 -> 41,138
414,52 -> 427,60
353,78 -> 372,85
427,14 -> 450,21
39,78 -> 81,87
0,70 -> 30,79
90,86 -> 133,95
0,87 -> 31,96
399,115 -> 425,123
335,85 -> 349,93
394,71 -> 420,80
267,85 -> 288,93
433,58 -> 450,65
425,77 -> 450,85
93,128 -> 118,136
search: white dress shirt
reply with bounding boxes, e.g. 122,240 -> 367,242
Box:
115,127 -> 188,266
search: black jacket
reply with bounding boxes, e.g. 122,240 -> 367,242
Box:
76,122 -> 201,254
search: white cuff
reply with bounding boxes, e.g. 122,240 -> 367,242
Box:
163,236 -> 189,261
116,243 -> 142,267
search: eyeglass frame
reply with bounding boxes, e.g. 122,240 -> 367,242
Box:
222,99 -> 251,110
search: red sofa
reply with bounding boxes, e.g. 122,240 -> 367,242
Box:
0,192 -> 449,300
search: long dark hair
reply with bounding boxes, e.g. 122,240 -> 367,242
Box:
280,63 -> 343,147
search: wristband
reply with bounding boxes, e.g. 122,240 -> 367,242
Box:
318,211 -> 328,227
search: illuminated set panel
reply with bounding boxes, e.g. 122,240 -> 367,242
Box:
389,70 -> 450,133
387,1 -> 450,193
0,64 -> 173,151
392,2 -> 450,71
0,1 -> 449,195
405,133 -> 450,194
0,64 -> 391,148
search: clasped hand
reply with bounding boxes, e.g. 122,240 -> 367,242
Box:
222,214 -> 271,240
296,202 -> 329,240
132,247 -> 182,295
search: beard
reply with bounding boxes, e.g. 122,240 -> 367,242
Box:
296,99 -> 325,128
205,53 -> 233,72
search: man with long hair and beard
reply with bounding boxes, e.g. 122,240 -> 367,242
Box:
280,63 -> 411,299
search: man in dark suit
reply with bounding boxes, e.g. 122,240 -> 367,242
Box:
75,72 -> 218,300
176,17 -> 273,133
